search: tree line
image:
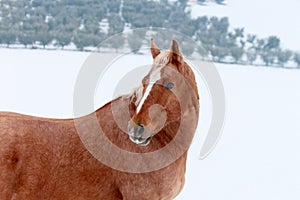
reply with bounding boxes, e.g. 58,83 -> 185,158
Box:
0,0 -> 299,68
197,0 -> 226,5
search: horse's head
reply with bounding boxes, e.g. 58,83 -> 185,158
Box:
128,39 -> 199,146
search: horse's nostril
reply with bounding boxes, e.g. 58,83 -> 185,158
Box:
138,124 -> 144,128
137,124 -> 145,135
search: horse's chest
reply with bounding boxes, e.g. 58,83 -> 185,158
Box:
117,159 -> 186,200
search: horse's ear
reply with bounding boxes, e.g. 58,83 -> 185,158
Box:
170,40 -> 183,65
150,38 -> 160,59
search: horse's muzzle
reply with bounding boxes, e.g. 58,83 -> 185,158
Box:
129,135 -> 152,146
128,121 -> 152,146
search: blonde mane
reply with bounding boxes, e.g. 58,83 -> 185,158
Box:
154,51 -> 172,65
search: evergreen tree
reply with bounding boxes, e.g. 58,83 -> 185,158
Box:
264,36 -> 280,50
261,51 -> 276,66
107,0 -> 121,13
18,32 -> 34,48
165,7 -> 197,37
178,0 -> 188,10
209,46 -> 228,62
195,16 -> 208,33
73,34 -> 86,51
259,36 -> 280,66
123,0 -> 170,28
0,31 -> 16,47
277,50 -> 292,67
197,45 -> 209,59
203,17 -> 232,61
256,38 -> 265,52
197,0 -> 206,5
180,40 -> 196,58
108,14 -> 124,35
109,35 -> 125,52
55,33 -> 72,49
294,53 -> 300,68
127,29 -> 146,54
73,33 -> 103,51
229,28 -> 244,39
230,46 -> 244,63
246,34 -> 256,44
215,0 -> 225,5
246,48 -> 257,65
37,32 -> 52,48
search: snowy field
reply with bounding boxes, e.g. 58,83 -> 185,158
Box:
0,48 -> 300,199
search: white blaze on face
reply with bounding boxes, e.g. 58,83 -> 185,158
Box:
134,86 -> 143,107
136,67 -> 162,114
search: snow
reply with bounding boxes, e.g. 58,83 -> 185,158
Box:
176,64 -> 300,199
1,48 -> 300,199
190,0 -> 300,51
0,48 -> 88,117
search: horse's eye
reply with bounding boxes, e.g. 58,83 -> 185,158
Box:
164,82 -> 174,90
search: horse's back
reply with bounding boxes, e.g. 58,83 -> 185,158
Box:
0,111 -> 75,163
0,112 -> 120,199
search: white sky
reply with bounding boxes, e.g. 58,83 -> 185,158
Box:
191,0 -> 300,51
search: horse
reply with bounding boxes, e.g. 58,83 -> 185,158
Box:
0,39 -> 199,200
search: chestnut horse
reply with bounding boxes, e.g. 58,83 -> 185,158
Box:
0,39 -> 199,200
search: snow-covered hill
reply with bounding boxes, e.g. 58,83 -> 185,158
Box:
190,0 -> 300,51
1,49 -> 300,199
